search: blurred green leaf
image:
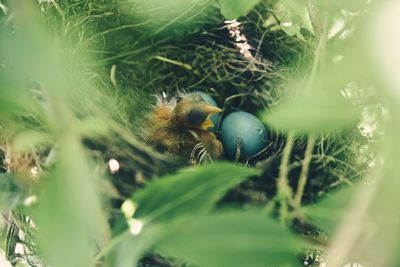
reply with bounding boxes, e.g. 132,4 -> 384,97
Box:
0,14 -> 66,94
12,131 -> 50,153
35,139 -> 109,267
124,0 -> 216,35
0,174 -> 21,210
0,46 -> 32,115
105,163 -> 258,267
105,224 -> 163,267
303,186 -> 356,236
263,89 -> 361,134
133,162 -> 259,223
158,211 -> 304,267
323,0 -> 369,12
272,0 -> 312,40
218,0 -> 261,20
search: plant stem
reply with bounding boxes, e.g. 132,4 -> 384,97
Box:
305,0 -> 327,93
294,135 -> 316,208
93,230 -> 130,264
277,132 -> 295,219
306,0 -> 323,39
154,56 -> 193,71
305,33 -> 326,93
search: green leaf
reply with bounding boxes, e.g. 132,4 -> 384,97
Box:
105,224 -> 163,267
125,0 -> 216,35
158,211 -> 305,267
133,162 -> 259,223
263,89 -> 361,134
12,130 -> 50,153
34,139 -> 110,267
106,163 -> 257,267
303,186 -> 356,236
0,174 -> 22,210
218,0 -> 261,20
271,0 -> 313,39
324,0 -> 369,12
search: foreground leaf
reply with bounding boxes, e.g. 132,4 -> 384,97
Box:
133,162 -> 259,223
107,163 -> 258,267
158,211 -> 305,267
0,174 -> 22,210
218,0 -> 261,20
263,89 -> 361,134
35,138 -> 109,267
104,224 -> 163,267
303,186 -> 356,236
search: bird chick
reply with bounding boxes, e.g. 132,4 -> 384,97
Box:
143,94 -> 223,163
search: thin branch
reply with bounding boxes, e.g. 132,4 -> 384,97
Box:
154,56 -> 193,71
277,131 -> 295,220
294,135 -> 316,208
305,0 -> 327,93
306,0 -> 323,39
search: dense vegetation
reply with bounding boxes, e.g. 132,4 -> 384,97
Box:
1,0 -> 399,267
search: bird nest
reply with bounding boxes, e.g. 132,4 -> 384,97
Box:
0,1 -> 371,266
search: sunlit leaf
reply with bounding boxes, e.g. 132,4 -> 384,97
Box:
133,162 -> 259,223
324,0 -> 369,12
158,211 -> 305,267
270,0 -> 312,39
218,0 -> 261,20
124,0 -> 216,34
263,89 -> 361,134
303,186 -> 356,236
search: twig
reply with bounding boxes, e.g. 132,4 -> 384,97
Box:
277,131 -> 295,220
305,33 -> 326,93
294,135 -> 316,208
154,56 -> 193,71
305,0 -> 327,93
306,0 -> 323,39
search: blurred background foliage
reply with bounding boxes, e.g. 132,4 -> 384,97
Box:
0,0 -> 399,267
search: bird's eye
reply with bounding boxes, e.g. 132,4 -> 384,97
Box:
176,96 -> 183,103
186,109 -> 207,125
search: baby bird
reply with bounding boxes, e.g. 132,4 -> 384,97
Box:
142,94 -> 223,163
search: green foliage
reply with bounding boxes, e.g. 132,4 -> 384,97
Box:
1,0 -> 400,267
133,162 -> 259,223
107,163 -> 259,266
269,0 -> 312,41
324,0 -> 369,13
1,3 -> 110,267
35,139 -> 109,267
303,186 -> 356,236
158,211 -> 305,267
218,0 -> 261,19
0,174 -> 21,210
122,0 -> 218,35
263,89 -> 361,134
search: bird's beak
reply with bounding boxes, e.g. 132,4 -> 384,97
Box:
204,106 -> 223,115
201,106 -> 222,130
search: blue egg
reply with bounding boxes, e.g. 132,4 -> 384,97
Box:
220,111 -> 268,161
191,91 -> 221,132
